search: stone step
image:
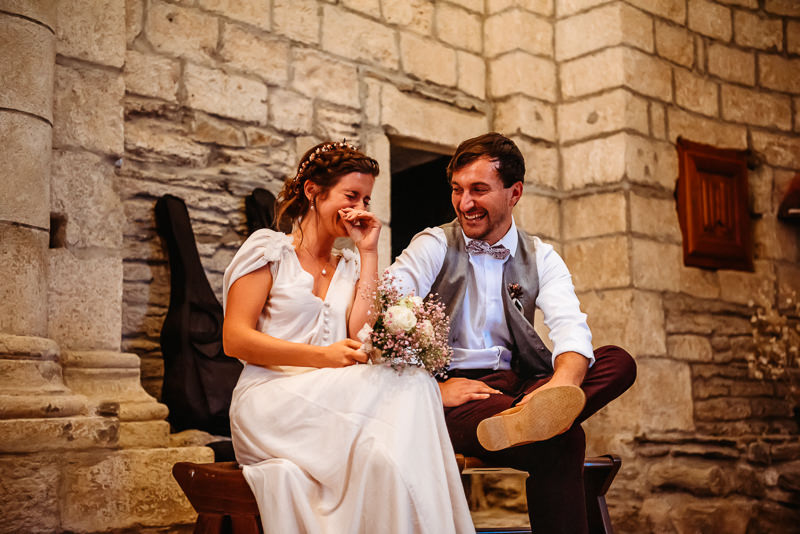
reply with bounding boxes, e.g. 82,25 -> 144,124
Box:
0,415 -> 118,453
0,359 -> 69,393
0,393 -> 87,419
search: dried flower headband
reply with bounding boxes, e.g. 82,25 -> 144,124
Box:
292,140 -> 358,189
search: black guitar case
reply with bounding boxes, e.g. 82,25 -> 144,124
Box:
155,194 -> 242,436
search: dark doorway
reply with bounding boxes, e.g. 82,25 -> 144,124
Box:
390,145 -> 455,260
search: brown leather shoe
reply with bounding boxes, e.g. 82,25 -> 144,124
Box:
476,385 -> 586,451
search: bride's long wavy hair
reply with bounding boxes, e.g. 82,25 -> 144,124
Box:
275,141 -> 379,233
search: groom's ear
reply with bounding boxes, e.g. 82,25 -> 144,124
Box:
509,181 -> 523,207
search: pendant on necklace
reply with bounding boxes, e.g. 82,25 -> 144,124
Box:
321,268 -> 327,276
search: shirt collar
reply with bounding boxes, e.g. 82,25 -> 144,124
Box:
462,217 -> 518,258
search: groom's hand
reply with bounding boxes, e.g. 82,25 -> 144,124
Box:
439,378 -> 501,407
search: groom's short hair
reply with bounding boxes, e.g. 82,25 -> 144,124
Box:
447,132 -> 525,188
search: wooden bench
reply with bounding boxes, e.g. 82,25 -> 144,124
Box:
173,455 -> 621,534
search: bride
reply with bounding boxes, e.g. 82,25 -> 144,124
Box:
222,141 -> 474,534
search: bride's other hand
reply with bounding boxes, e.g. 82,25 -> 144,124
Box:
322,338 -> 369,367
339,208 -> 380,252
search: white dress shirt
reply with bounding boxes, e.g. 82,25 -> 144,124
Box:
389,220 -> 594,370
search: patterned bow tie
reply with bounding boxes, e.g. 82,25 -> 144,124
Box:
466,239 -> 510,260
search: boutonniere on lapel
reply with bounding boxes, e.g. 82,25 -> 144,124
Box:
507,283 -> 524,313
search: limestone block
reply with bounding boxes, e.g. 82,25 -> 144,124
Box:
560,47 -> 672,102
273,0 -> 320,44
680,265 -> 721,299
0,15 -> 54,121
60,446 -> 214,532
220,24 -> 290,85
655,20 -> 694,67
0,225 -> 48,336
630,194 -> 681,241
689,0 -> 732,41
554,0 -> 607,17
667,334 -> 713,362
641,495 -> 755,534
718,0 -> 758,7
342,0 -> 381,17
364,77 -> 382,124
125,117 -> 211,167
722,85 -> 792,131
292,48 -> 360,108
555,3 -> 653,61
563,133 -> 677,190
56,0 -> 125,67
494,96 -> 555,142
632,239 -> 681,292
667,108 -> 747,149
564,235 -> 630,291
765,0 -> 800,16
0,359 -> 65,395
184,63 -> 267,124
514,193 -> 560,240
118,420 -> 170,448
47,251 -> 122,351
718,260 -> 775,306
363,131 -> 391,224
634,357 -> 695,431
124,50 -> 179,101
51,150 -> 123,249
649,458 -> 729,495
457,51 -> 486,99
435,3 -> 482,53
580,289 -> 667,355
753,216 -> 799,262
314,103 -> 360,143
625,0 -> 685,23
198,0 -> 270,30
0,453 -> 61,532
650,101 -> 666,139
0,416 -> 118,453
774,169 -> 797,213
448,0 -> 483,12
145,1 -> 218,64
489,0 -> 552,15
53,64 -> 124,154
562,192 -> 627,240
380,85 -> 488,149
557,89 -> 649,143
321,5 -> 398,69
0,0 -> 56,28
708,43 -> 755,85
788,21 -> 800,55
759,54 -> 800,94
126,0 -> 143,46
269,89 -> 313,135
382,0 -> 433,35
400,33 -> 457,86
675,68 -> 719,117
490,52 -> 556,101
734,10 -> 783,51
484,9 -> 551,58
512,138 -> 559,188
189,111 -> 246,147
751,130 -> 800,168
0,112 -> 51,229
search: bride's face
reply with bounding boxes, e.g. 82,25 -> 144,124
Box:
313,172 -> 375,238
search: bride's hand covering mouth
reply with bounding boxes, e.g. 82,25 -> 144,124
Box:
339,208 -> 381,251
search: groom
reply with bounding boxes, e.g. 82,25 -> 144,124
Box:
390,132 -> 636,534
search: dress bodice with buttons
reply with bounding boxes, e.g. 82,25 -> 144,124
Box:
222,229 -> 360,386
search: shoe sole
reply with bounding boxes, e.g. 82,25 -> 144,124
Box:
476,385 -> 586,451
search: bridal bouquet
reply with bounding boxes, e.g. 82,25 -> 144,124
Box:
358,273 -> 452,378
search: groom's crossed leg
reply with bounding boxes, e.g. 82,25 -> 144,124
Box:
443,346 -> 636,534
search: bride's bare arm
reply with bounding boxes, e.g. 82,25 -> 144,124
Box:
341,208 -> 381,337
223,266 -> 367,367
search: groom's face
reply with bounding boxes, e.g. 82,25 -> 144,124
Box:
450,156 -> 522,245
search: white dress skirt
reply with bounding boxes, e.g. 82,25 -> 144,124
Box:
222,230 -> 474,534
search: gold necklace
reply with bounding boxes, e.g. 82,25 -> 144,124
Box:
299,244 -> 334,277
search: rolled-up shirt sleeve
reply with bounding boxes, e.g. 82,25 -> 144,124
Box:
534,239 -> 595,367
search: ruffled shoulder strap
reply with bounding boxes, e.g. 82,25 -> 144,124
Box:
337,246 -> 361,282
222,229 -> 294,313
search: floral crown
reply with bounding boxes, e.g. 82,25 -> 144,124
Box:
293,140 -> 358,189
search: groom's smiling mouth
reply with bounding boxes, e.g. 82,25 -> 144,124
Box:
463,211 -> 485,221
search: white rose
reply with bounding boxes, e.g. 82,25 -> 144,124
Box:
417,319 -> 434,342
385,305 -> 417,334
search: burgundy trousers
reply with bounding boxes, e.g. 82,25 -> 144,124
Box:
443,345 -> 636,534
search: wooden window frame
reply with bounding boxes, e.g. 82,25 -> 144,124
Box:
676,138 -> 753,272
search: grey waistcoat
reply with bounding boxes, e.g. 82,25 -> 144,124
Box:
428,220 -> 553,378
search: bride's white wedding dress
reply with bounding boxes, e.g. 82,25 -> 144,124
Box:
222,229 -> 474,534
